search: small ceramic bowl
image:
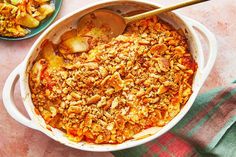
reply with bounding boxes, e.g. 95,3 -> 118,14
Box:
0,0 -> 62,41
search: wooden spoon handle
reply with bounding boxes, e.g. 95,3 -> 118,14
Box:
124,0 -> 210,23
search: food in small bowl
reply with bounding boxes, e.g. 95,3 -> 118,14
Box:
0,0 -> 55,37
29,15 -> 197,144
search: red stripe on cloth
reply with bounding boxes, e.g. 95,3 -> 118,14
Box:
158,151 -> 172,157
167,137 -> 194,157
190,94 -> 236,148
142,141 -> 162,157
143,133 -> 175,157
150,144 -> 162,153
157,132 -> 176,146
179,85 -> 236,135
143,132 -> 197,157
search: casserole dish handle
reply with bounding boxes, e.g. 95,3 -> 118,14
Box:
2,64 -> 38,130
184,16 -> 217,81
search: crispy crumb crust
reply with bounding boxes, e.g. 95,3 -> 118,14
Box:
29,16 -> 197,144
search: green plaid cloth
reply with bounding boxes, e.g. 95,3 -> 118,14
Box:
112,84 -> 236,157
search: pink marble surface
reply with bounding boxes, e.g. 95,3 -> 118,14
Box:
0,0 -> 236,156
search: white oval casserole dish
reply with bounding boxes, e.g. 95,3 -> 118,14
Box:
2,0 -> 217,152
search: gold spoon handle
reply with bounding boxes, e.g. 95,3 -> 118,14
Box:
124,0 -> 210,23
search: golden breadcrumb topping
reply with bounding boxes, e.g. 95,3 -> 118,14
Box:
30,16 -> 197,144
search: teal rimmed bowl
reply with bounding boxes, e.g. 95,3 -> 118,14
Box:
0,0 -> 62,41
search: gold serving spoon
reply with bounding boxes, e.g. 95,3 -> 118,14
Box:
78,0 -> 210,38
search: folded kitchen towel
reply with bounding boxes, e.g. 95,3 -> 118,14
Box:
112,84 -> 236,157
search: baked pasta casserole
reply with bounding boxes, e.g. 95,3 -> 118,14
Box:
29,16 -> 197,144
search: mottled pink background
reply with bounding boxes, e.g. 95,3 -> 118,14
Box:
0,0 -> 235,156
